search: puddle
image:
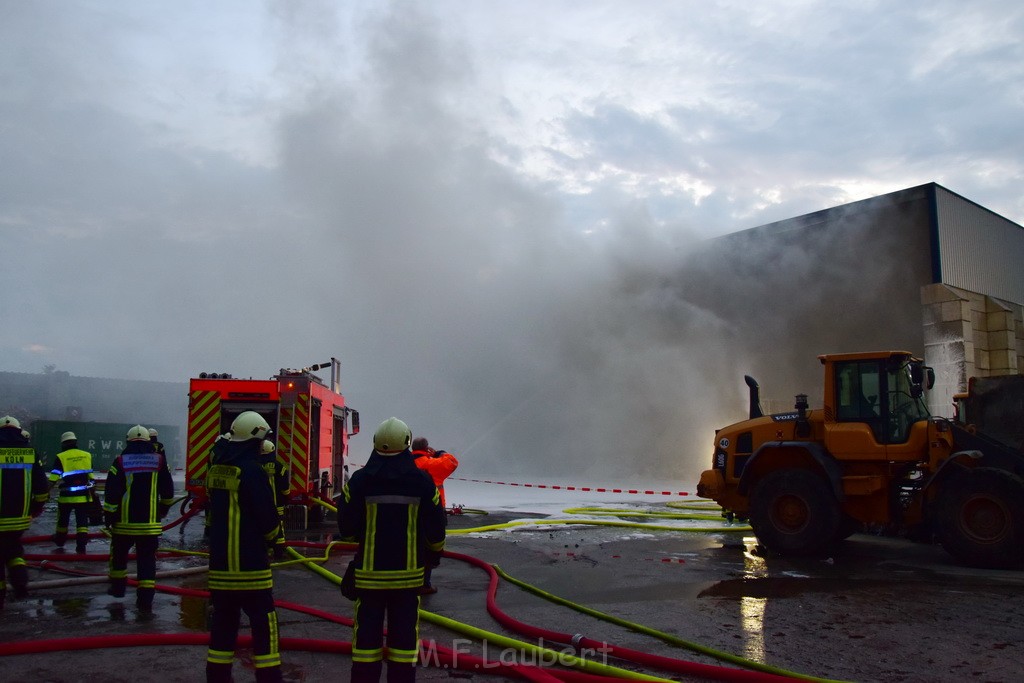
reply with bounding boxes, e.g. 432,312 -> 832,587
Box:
699,576 -> 861,599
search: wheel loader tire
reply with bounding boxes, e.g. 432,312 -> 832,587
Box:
936,468 -> 1024,569
749,469 -> 841,556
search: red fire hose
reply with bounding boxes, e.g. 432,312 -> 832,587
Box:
13,523 -> 812,681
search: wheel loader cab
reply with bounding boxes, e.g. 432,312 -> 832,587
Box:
823,353 -> 931,461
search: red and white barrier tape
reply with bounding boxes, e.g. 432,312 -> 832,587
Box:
451,477 -> 691,497
349,462 -> 693,496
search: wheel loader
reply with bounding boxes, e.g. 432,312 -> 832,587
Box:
696,350 -> 1024,568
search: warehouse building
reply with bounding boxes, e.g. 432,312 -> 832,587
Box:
0,368 -> 187,467
676,182 -> 1024,416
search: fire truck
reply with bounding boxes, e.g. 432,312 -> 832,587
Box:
184,358 -> 359,528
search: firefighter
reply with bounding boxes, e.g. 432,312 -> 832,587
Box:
48,431 -> 96,554
337,417 -> 446,683
103,424 -> 175,611
149,428 -> 166,456
410,438 -> 459,509
205,411 -> 283,683
0,416 -> 48,608
410,437 -> 459,595
260,438 -> 288,560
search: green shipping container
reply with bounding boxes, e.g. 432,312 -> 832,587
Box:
29,420 -> 181,478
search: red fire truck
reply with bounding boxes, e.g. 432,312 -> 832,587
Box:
184,358 -> 359,528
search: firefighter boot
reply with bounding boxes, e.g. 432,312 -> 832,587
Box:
386,662 -> 415,683
53,531 -> 67,550
0,585 -> 6,610
9,565 -> 29,598
76,531 -> 89,555
205,662 -> 234,683
255,665 -> 283,683
136,587 -> 155,612
107,577 -> 127,598
351,660 -> 384,682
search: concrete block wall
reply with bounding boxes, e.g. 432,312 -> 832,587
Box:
921,283 -> 1024,417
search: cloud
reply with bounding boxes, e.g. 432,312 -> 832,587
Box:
22,344 -> 53,354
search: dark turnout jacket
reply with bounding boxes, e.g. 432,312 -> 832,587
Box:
205,438 -> 280,591
0,429 -> 49,532
103,440 -> 175,536
337,450 -> 446,591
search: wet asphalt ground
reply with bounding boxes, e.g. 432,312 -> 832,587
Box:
2,489 -> 1024,683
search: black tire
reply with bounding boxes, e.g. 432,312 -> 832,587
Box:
749,469 -> 841,555
936,468 -> 1024,569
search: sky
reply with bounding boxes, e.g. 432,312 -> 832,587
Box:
2,1 -> 1022,484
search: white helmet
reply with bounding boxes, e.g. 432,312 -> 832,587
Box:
230,411 -> 272,441
127,425 -> 150,441
373,417 -> 411,455
0,415 -> 22,430
148,428 -> 159,438
61,431 -> 77,442
261,440 -> 276,454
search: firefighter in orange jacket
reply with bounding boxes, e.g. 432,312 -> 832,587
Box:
0,416 -> 49,608
338,418 -> 446,683
410,437 -> 458,594
103,424 -> 175,611
205,411 -> 283,683
410,438 -> 458,509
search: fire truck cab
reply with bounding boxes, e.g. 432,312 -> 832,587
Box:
185,358 -> 359,528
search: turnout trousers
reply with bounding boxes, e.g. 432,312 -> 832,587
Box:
108,533 -> 159,608
206,588 -> 282,683
351,589 -> 421,683
54,501 -> 92,551
0,530 -> 29,605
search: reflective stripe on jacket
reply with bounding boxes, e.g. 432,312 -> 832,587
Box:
338,450 -> 446,591
104,443 -> 175,536
206,439 -> 280,591
0,438 -> 50,531
48,448 -> 96,504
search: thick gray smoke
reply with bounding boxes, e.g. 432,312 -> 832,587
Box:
262,7 -> 933,483
260,7 -> 747,483
1,3 -> 1012,486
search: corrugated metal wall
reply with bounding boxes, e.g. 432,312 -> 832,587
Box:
935,186 -> 1024,304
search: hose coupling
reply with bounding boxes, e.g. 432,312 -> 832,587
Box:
571,633 -> 585,652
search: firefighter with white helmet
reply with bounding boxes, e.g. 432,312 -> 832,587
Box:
148,427 -> 166,458
0,416 -> 49,607
260,439 -> 288,559
48,430 -> 97,554
205,411 -> 283,683
103,425 -> 175,611
337,417 -> 446,682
